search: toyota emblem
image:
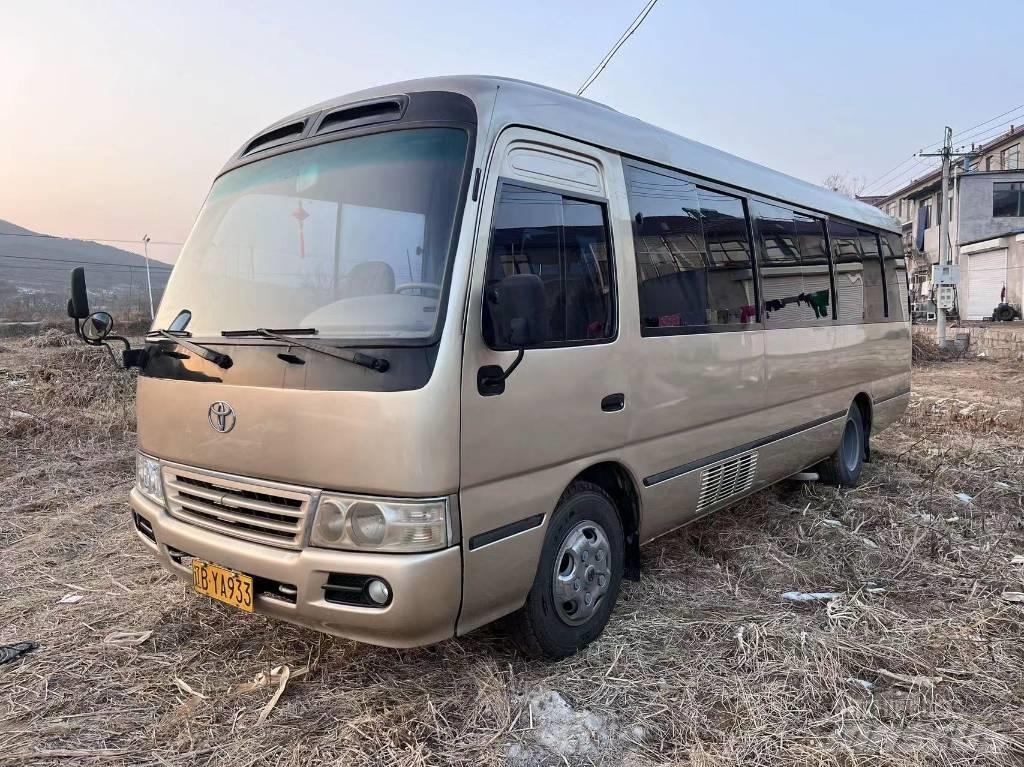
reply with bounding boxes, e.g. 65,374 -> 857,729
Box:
208,401 -> 236,433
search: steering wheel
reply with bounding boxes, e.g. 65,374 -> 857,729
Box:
395,282 -> 442,298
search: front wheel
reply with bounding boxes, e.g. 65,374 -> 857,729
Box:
508,481 -> 624,659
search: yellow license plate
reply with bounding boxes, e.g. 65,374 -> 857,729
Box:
192,560 -> 254,613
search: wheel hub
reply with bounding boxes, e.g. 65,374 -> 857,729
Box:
552,520 -> 611,626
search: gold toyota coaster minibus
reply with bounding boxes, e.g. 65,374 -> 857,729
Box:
67,76 -> 910,659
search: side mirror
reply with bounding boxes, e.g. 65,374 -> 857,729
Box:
486,273 -> 547,349
82,311 -> 114,341
479,273 -> 546,396
67,277 -> 141,368
68,267 -> 90,319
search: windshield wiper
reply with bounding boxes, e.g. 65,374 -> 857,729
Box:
220,328 -> 390,373
149,329 -> 233,369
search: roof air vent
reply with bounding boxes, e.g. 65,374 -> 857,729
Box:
242,121 -> 306,156
315,97 -> 407,136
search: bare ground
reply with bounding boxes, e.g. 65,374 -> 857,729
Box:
1,332 -> 1023,766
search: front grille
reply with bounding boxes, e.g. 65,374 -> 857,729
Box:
162,465 -> 315,549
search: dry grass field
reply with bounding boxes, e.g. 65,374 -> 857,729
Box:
2,331 -> 1023,766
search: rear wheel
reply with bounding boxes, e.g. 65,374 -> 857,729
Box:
818,406 -> 865,486
508,481 -> 624,659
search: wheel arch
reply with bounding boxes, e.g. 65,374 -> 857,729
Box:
852,391 -> 873,461
571,461 -> 642,581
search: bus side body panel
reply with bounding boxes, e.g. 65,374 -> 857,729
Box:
860,320 -> 912,421
623,331 -> 767,542
633,323 -> 908,547
454,125 -> 911,636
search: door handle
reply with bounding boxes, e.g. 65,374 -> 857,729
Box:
601,393 -> 625,412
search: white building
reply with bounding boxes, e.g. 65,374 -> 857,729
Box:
867,125 -> 1024,320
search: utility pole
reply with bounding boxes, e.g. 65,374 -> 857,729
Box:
937,127 -> 952,346
920,127 -> 967,346
142,234 -> 154,320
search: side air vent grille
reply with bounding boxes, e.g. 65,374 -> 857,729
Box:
315,97 -> 406,136
242,121 -> 306,156
696,451 -> 758,513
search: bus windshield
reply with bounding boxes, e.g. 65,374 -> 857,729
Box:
154,127 -> 469,341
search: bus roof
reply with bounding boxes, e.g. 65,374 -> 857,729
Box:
238,75 -> 898,233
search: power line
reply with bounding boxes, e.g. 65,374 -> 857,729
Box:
865,100 -> 1024,195
955,119 -> 1024,151
861,154 -> 922,195
576,0 -> 660,97
866,158 -> 941,197
0,252 -> 173,270
945,102 -> 1024,147
0,263 -> 170,274
0,231 -> 182,246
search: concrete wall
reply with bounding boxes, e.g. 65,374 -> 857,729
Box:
916,323 -> 1024,361
959,171 -> 1024,244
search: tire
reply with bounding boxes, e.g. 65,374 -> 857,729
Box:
995,304 -> 1016,322
507,481 -> 624,660
818,406 -> 865,487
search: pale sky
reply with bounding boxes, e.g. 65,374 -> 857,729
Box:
1,0 -> 1018,264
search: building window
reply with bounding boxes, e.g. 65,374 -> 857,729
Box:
993,182 -> 1024,217
484,182 -> 614,345
986,156 -> 993,171
626,163 -> 756,332
1000,144 -> 1020,170
751,201 -> 832,327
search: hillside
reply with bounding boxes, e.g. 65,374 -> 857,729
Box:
0,218 -> 171,320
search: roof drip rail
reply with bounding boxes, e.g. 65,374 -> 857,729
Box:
314,97 -> 407,137
241,121 -> 307,157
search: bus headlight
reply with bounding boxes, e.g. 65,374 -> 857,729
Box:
310,495 -> 449,553
135,452 -> 165,506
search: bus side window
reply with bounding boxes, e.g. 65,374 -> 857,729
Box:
751,202 -> 832,327
484,181 -> 615,346
626,162 -> 757,333
829,220 -> 866,323
881,232 -> 908,322
857,230 -> 887,323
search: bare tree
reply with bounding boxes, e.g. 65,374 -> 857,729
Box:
823,172 -> 868,198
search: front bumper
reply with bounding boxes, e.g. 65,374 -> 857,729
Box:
129,488 -> 462,647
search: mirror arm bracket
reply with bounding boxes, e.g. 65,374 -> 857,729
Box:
495,347 -> 525,381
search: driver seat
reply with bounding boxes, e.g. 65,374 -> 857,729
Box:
342,261 -> 396,297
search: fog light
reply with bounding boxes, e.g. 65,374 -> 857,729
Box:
366,579 -> 391,605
